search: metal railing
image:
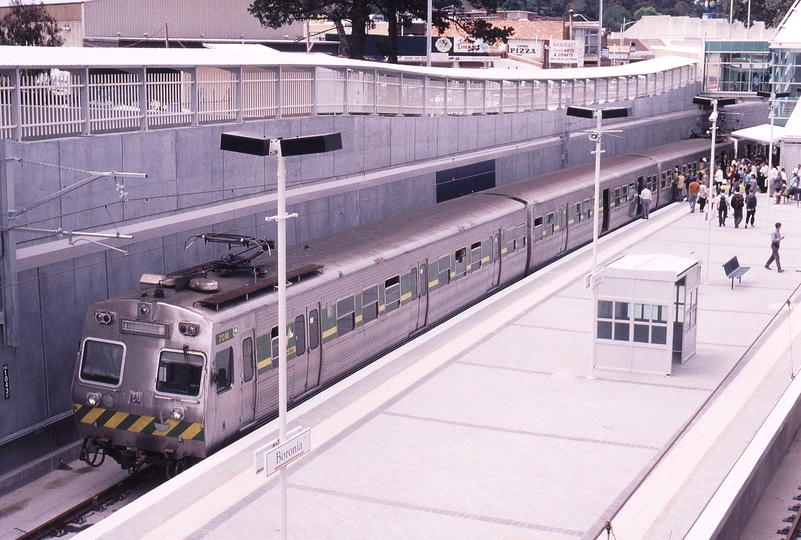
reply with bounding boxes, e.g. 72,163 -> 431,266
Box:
0,61 -> 699,141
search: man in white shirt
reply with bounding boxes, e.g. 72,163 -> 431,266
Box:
640,186 -> 652,219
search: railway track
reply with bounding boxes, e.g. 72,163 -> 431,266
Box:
780,493 -> 801,540
15,468 -> 163,540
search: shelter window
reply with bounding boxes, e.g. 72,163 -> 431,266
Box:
597,300 -> 630,341
156,349 -> 204,396
336,296 -> 356,335
633,304 -> 668,345
80,338 -> 125,386
362,286 -> 379,323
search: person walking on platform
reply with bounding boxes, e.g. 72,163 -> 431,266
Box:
717,191 -> 729,226
731,190 -> 745,228
640,186 -> 652,219
745,188 -> 757,228
765,222 -> 785,272
688,178 -> 700,212
698,181 -> 709,212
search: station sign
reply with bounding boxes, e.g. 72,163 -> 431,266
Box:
254,427 -> 311,476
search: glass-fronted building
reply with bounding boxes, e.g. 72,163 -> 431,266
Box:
704,41 -> 771,94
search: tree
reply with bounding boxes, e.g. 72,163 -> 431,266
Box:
248,0 -> 371,60
249,0 -> 513,62
729,0 -> 794,27
0,0 -> 63,47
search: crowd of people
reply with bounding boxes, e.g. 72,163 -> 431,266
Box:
637,155 -> 789,273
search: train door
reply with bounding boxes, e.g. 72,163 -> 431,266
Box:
212,331 -> 238,442
636,176 -> 645,217
491,231 -> 501,288
602,188 -> 610,232
410,260 -> 428,334
295,305 -> 322,392
240,327 -> 256,427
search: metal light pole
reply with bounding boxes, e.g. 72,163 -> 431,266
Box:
221,131 -> 342,540
693,96 -> 735,283
566,105 -> 628,377
757,91 -> 790,231
597,0 -> 604,67
426,0 -> 432,67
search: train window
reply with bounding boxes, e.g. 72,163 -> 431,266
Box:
80,339 -> 125,386
271,327 -> 279,369
156,349 -> 203,396
575,202 -> 582,223
545,213 -> 554,236
584,199 -> 592,220
533,217 -> 543,240
385,276 -> 401,313
614,187 -> 621,207
294,316 -> 305,357
336,296 -> 355,335
214,347 -> 234,393
362,286 -> 379,323
242,337 -> 254,383
516,224 -> 526,249
661,171 -> 667,189
621,185 -> 628,203
308,310 -> 320,350
470,242 -> 481,270
454,248 -> 467,278
505,228 -> 515,254
629,183 -> 635,201
419,265 -> 427,296
410,268 -> 418,297
437,256 -> 450,286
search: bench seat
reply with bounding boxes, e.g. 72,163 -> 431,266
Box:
723,256 -> 750,289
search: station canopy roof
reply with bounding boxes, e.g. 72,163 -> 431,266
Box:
732,97 -> 801,143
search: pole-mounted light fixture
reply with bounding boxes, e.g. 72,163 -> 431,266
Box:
566,105 -> 628,377
220,130 -> 342,540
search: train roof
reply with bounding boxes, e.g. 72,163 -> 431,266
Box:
486,138 -> 710,203
132,192 -> 526,315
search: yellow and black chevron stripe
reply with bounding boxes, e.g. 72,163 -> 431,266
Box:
73,404 -> 205,441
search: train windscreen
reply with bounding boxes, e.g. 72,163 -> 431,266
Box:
157,350 -> 204,396
80,339 -> 125,386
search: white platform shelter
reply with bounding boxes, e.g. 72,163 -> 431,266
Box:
594,253 -> 700,376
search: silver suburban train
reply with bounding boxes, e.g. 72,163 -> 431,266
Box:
71,138 -> 732,475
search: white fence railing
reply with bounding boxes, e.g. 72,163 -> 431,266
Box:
0,62 -> 699,141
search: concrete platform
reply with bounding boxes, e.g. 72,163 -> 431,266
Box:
9,193 -> 801,540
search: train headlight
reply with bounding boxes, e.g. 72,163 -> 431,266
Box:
171,406 -> 185,421
86,392 -> 101,407
102,393 -> 114,408
178,322 -> 199,337
95,310 -> 113,324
